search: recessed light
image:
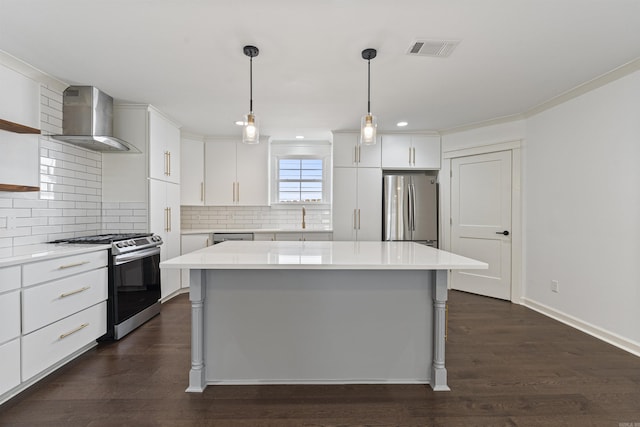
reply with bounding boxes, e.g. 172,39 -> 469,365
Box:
397,121 -> 408,127
235,120 -> 244,126
295,135 -> 305,139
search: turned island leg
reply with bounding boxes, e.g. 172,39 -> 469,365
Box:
186,269 -> 206,392
431,269 -> 450,391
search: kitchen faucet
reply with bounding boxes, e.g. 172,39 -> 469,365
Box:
302,206 -> 306,229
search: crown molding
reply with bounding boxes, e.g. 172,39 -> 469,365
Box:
0,50 -> 68,92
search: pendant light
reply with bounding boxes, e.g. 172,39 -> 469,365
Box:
242,45 -> 260,144
360,48 -> 377,145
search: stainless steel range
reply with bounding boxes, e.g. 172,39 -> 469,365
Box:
51,233 -> 163,340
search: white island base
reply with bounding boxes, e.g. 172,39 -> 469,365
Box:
160,241 -> 487,393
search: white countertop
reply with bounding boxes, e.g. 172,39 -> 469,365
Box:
0,243 -> 111,267
182,228 -> 333,235
161,241 -> 487,271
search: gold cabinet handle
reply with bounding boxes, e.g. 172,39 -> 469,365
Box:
58,261 -> 90,270
237,182 -> 240,203
357,146 -> 361,163
353,209 -> 357,230
164,151 -> 169,176
358,209 -> 361,230
60,286 -> 90,298
200,182 -> 204,202
59,323 -> 89,340
168,207 -> 172,232
412,147 -> 416,165
232,183 -> 236,203
168,151 -> 171,176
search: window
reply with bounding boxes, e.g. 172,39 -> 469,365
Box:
270,140 -> 331,205
277,158 -> 323,203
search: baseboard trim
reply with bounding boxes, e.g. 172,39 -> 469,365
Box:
522,297 -> 640,357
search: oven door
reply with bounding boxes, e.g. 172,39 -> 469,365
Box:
112,246 -> 161,324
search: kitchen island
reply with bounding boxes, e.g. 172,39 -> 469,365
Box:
160,241 -> 487,392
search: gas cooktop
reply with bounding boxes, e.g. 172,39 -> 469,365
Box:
50,233 -> 162,255
50,233 -> 152,244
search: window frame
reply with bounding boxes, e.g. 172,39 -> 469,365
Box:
270,141 -> 332,206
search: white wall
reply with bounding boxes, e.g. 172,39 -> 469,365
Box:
524,70 -> 640,348
442,68 -> 640,354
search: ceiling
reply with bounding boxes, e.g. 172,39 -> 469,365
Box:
2,0 -> 640,140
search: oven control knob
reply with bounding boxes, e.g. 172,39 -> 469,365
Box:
116,242 -> 124,248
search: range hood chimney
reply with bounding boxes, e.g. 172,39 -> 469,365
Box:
52,86 -> 138,152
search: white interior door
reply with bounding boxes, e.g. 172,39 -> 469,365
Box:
450,151 -> 512,300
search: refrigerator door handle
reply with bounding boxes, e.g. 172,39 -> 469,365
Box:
410,183 -> 417,231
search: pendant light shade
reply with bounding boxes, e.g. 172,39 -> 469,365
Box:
242,45 -> 260,144
360,48 -> 377,145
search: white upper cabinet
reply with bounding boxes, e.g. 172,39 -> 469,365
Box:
381,134 -> 440,170
180,137 -> 205,205
333,132 -> 381,168
0,64 -> 40,130
204,139 -> 237,205
204,138 -> 269,206
149,108 -> 181,184
0,64 -> 40,192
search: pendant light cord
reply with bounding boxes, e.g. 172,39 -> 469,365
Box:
249,56 -> 253,114
367,58 -> 371,114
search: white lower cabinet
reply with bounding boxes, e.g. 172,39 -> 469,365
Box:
21,302 -> 107,381
0,249 -> 108,403
0,339 -> 20,396
0,290 -> 20,344
22,268 -> 108,334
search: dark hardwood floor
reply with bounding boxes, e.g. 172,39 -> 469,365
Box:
1,290 -> 639,426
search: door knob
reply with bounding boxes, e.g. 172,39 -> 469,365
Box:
496,230 -> 510,236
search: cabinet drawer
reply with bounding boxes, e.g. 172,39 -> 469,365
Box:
23,250 -> 108,287
0,339 -> 20,396
0,266 -> 20,293
0,291 -> 20,344
22,268 -> 108,334
22,302 -> 107,381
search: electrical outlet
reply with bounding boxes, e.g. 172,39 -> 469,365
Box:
551,280 -> 559,293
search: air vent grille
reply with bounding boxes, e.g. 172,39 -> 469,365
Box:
407,39 -> 460,57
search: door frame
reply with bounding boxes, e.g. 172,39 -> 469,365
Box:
440,140 -> 523,303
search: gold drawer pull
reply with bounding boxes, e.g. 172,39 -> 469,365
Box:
60,286 -> 90,298
58,261 -> 90,270
59,323 -> 89,340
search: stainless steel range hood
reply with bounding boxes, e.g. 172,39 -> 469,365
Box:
52,86 -> 138,152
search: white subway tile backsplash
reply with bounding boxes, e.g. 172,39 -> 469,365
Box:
181,205 -> 331,230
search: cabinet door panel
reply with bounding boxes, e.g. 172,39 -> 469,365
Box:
148,109 -> 167,181
205,140 -> 236,205
332,168 -> 358,241
333,133 -> 357,167
412,135 -> 441,169
381,135 -> 412,169
236,141 -> 269,206
357,136 -> 382,168
21,302 -> 107,381
356,168 -> 382,241
181,138 -> 205,205
22,268 -> 108,334
0,340 -> 20,396
164,119 -> 181,184
0,291 -> 20,344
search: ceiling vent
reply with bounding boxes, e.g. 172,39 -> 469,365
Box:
407,39 -> 460,58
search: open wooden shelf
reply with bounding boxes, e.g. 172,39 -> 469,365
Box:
0,118 -> 41,134
0,183 -> 40,192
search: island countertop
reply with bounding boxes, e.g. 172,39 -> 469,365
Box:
160,240 -> 487,271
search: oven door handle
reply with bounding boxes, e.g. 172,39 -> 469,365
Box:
114,246 -> 161,265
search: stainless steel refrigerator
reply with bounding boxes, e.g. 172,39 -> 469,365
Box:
383,172 -> 438,247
